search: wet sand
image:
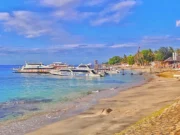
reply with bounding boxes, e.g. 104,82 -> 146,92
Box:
27,75 -> 180,135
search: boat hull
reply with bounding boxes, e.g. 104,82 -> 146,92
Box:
13,69 -> 52,73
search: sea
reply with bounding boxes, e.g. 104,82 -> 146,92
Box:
0,65 -> 145,134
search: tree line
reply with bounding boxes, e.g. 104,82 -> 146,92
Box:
108,47 -> 180,65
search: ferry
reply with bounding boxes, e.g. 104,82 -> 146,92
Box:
13,62 -> 54,73
50,64 -> 103,77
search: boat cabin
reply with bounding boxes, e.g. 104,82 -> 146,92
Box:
77,64 -> 92,69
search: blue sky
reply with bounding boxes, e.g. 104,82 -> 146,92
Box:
0,0 -> 180,65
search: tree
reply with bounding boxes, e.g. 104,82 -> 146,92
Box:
127,55 -> 135,65
108,56 -> 121,65
122,54 -> 128,63
134,51 -> 144,66
141,49 -> 154,64
155,47 -> 173,61
154,52 -> 164,61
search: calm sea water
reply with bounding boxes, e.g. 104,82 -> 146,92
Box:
0,65 -> 144,122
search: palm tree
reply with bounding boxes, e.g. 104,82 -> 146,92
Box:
134,47 -> 144,66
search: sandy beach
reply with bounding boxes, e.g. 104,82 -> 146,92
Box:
26,72 -> 180,135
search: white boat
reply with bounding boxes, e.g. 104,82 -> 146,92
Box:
106,70 -> 120,74
105,67 -> 120,74
174,74 -> 180,78
173,68 -> 180,71
50,64 -> 102,77
76,63 -> 92,70
86,70 -> 103,77
97,71 -> 108,77
13,62 -> 53,73
50,69 -> 73,76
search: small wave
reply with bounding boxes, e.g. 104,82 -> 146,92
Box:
110,87 -> 118,90
92,90 -> 100,93
9,97 -> 53,104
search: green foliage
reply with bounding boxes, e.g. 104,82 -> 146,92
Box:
127,55 -> 135,65
155,52 -> 164,61
106,46 -> 177,65
134,51 -> 144,66
154,47 -> 173,61
122,54 -> 128,63
108,56 -> 121,65
141,49 -> 154,63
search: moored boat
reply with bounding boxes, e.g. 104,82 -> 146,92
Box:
49,64 -> 103,77
50,69 -> 73,76
106,70 -> 120,74
13,62 -> 54,73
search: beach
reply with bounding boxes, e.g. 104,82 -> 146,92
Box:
26,72 -> 180,135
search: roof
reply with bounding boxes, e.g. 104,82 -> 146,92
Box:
164,56 -> 180,62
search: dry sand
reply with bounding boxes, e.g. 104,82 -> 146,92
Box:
116,97 -> 180,135
27,75 -> 180,135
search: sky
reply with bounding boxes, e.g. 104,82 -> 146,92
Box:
0,0 -> 180,65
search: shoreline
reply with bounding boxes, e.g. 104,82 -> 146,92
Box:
26,72 -> 180,135
0,71 -> 146,135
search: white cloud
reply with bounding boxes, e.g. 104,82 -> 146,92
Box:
50,44 -> 106,50
40,0 -> 79,7
39,0 -> 139,26
3,35 -> 180,55
0,11 -> 84,43
91,0 -> 138,25
40,0 -> 106,7
0,43 -> 106,55
0,42 -> 137,55
0,11 -> 52,38
40,0 -> 95,21
0,12 -> 10,20
0,0 -> 140,40
140,35 -> 180,47
85,0 -> 107,6
52,9 -> 94,21
110,43 -> 137,48
141,35 -> 172,43
176,20 -> 180,27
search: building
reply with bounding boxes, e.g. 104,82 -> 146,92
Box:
164,56 -> 180,68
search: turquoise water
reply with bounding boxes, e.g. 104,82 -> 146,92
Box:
0,65 -> 144,121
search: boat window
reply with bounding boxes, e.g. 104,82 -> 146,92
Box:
60,70 -> 71,72
79,65 -> 87,68
72,70 -> 88,73
27,63 -> 42,65
91,70 -> 96,74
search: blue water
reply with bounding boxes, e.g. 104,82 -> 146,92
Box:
0,65 -> 144,121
